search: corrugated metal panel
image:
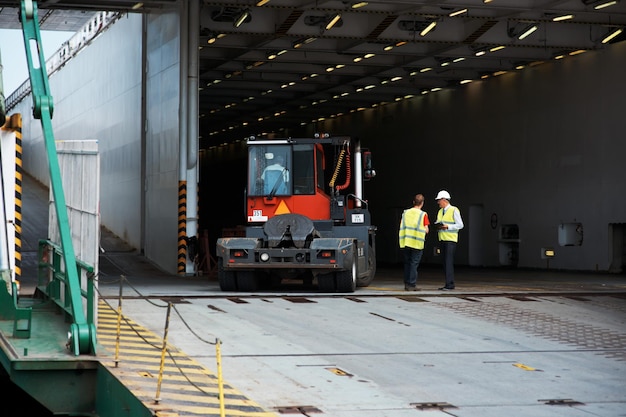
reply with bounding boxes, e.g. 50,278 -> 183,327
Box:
143,11 -> 181,274
50,139 -> 100,319
16,14 -> 146,253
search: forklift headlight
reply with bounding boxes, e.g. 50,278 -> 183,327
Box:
260,252 -> 270,262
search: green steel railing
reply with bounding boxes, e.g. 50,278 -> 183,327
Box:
37,239 -> 97,354
20,0 -> 96,355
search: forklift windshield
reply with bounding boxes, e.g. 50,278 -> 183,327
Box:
248,144 -> 317,197
249,145 -> 291,196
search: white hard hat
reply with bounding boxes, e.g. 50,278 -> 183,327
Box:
436,190 -> 451,200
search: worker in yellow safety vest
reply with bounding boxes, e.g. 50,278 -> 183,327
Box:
399,194 -> 430,291
435,190 -> 464,290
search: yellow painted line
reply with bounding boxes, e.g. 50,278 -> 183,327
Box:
97,346 -> 194,359
113,378 -> 245,394
103,362 -> 217,374
96,301 -> 278,417
513,363 -> 537,371
326,367 -> 353,376
98,337 -> 174,348
150,404 -> 275,416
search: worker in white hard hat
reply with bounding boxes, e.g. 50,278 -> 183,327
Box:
399,194 -> 430,291
435,190 -> 464,290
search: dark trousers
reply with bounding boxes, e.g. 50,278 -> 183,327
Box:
403,247 -> 423,287
441,241 -> 457,288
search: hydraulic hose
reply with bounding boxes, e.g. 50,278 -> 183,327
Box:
329,145 -> 351,192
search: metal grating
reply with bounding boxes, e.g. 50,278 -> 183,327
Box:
539,398 -> 585,406
439,300 -> 626,361
159,297 -> 190,304
411,402 -> 457,410
276,405 -> 323,414
227,297 -> 249,304
284,297 -> 316,303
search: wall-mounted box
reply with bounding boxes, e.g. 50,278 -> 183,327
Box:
558,223 -> 583,246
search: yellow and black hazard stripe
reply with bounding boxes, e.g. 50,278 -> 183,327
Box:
4,114 -> 24,278
178,180 -> 187,275
97,301 -> 277,417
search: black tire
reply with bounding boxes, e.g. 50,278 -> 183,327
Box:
336,254 -> 357,293
317,273 -> 336,292
237,271 -> 259,292
357,245 -> 376,287
218,258 -> 237,291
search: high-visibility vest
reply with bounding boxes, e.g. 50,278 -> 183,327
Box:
399,208 -> 427,250
437,206 -> 459,242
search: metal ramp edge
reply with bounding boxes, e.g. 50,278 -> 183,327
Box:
97,300 -> 278,417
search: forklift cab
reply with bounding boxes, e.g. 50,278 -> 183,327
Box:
248,142 -> 322,197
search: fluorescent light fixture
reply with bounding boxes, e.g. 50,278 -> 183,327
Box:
594,1 -> 618,9
293,37 -> 317,48
490,45 -> 506,52
552,14 -> 574,21
602,28 -> 623,43
569,49 -> 586,56
460,79 -> 472,84
326,13 -> 342,30
384,40 -> 408,51
420,21 -> 437,36
234,9 -> 250,28
351,2 -> 368,9
518,24 -> 538,40
256,0 -> 270,6
449,8 -> 468,17
131,3 -> 144,10
267,52 -> 278,60
474,48 -> 487,56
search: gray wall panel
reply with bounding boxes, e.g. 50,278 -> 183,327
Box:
144,11 -> 181,273
17,14 -> 144,252
316,41 -> 626,272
